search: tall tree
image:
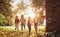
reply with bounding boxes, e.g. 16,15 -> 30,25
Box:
0,0 -> 11,16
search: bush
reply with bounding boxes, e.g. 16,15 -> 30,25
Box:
0,14 -> 12,26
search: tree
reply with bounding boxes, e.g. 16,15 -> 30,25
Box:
0,0 -> 12,16
32,0 -> 45,25
17,1 -> 27,14
32,0 -> 44,8
0,0 -> 13,26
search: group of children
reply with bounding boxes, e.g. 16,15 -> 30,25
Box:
15,15 -> 38,34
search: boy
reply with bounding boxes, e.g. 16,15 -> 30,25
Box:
15,16 -> 19,30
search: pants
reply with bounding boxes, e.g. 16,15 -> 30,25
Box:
34,23 -> 38,34
21,23 -> 25,31
15,23 -> 19,30
28,25 -> 31,34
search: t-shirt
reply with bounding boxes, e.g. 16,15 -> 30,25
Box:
20,17 -> 25,23
15,19 -> 19,23
28,20 -> 31,25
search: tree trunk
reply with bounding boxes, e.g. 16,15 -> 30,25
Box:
46,0 -> 60,34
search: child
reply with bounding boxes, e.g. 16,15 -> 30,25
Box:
20,15 -> 26,31
28,17 -> 32,34
34,16 -> 38,34
15,16 -> 19,30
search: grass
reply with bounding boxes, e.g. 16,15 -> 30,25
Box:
0,26 -> 15,31
0,25 -> 46,32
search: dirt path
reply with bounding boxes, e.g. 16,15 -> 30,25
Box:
0,30 -> 45,37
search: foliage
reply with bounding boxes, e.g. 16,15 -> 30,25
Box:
17,2 -> 27,11
32,0 -> 45,8
0,0 -> 12,16
0,0 -> 13,26
0,13 -> 12,26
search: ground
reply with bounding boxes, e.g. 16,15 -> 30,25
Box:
0,25 -> 46,37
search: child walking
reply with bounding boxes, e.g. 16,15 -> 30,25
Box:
15,16 -> 19,30
28,17 -> 32,34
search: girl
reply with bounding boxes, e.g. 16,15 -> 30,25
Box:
34,16 -> 38,34
28,17 -> 32,34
